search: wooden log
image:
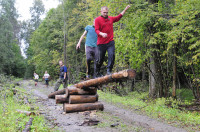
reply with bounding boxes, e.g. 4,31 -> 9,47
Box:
69,95 -> 98,104
74,69 -> 136,89
16,109 -> 35,116
48,88 -> 66,99
63,102 -> 104,113
55,94 -> 69,104
66,85 -> 97,97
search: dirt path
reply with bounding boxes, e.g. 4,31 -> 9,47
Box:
19,80 -> 188,132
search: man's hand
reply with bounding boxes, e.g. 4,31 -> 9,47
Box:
125,5 -> 131,11
76,43 -> 81,50
99,32 -> 107,38
121,5 -> 131,15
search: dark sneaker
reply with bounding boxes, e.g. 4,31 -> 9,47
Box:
96,73 -> 103,78
86,75 -> 90,79
107,69 -> 112,75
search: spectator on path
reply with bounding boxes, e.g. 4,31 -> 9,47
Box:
43,71 -> 50,87
34,72 -> 39,86
95,5 -> 131,76
54,60 -> 68,91
76,20 -> 98,79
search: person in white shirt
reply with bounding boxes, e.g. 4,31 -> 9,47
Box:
34,72 -> 39,86
43,71 -> 50,87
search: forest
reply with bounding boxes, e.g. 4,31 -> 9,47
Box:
1,0 -> 199,99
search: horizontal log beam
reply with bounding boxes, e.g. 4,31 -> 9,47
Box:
69,95 -> 98,104
66,85 -> 97,97
75,69 -> 136,89
55,94 -> 69,104
63,102 -> 104,113
48,88 -> 66,99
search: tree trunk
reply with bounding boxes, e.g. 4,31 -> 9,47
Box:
149,57 -> 157,98
63,102 -> 104,113
66,85 -> 97,96
75,69 -> 136,89
55,94 -> 69,104
48,88 -> 66,98
69,95 -> 98,104
172,46 -> 177,98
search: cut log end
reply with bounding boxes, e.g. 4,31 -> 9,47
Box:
127,69 -> 136,79
55,94 -> 69,104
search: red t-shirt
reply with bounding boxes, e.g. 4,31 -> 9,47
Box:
95,14 -> 122,45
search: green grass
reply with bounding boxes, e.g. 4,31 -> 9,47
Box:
98,90 -> 200,131
0,85 -> 55,132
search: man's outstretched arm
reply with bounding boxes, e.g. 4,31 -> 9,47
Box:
76,30 -> 87,50
120,5 -> 131,16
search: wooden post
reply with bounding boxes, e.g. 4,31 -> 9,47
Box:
69,95 -> 98,104
63,102 -> 104,113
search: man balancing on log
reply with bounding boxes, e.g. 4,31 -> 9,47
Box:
95,5 -> 131,77
76,19 -> 98,79
54,60 -> 68,91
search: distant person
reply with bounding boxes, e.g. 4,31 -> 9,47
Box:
54,60 -> 68,91
43,71 -> 50,87
76,20 -> 98,79
34,72 -> 39,86
95,5 -> 131,76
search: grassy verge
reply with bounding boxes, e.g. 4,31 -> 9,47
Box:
98,90 -> 200,131
0,82 -> 56,132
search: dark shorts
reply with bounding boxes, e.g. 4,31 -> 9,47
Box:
85,46 -> 98,61
35,79 -> 38,82
45,80 -> 49,85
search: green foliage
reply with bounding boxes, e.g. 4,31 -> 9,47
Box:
27,0 -> 200,98
0,0 -> 26,77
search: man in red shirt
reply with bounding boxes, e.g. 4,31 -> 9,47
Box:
95,5 -> 130,76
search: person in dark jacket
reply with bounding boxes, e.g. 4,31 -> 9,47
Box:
54,60 -> 68,91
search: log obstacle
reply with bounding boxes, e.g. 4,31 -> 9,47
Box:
69,95 -> 98,104
63,102 -> 104,113
55,94 -> 69,104
74,69 -> 136,89
66,86 -> 97,96
48,88 -> 66,99
48,69 -> 136,113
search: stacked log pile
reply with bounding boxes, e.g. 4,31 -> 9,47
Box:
48,69 -> 136,113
